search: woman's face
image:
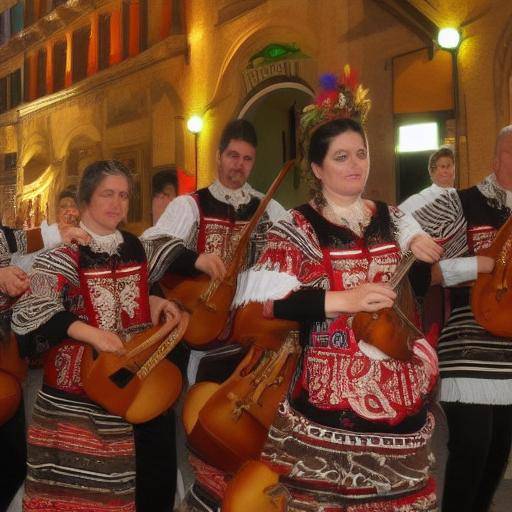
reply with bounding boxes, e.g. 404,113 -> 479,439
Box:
311,130 -> 369,201
57,196 -> 79,226
81,174 -> 129,235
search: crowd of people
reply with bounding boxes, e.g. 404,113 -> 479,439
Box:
0,71 -> 511,512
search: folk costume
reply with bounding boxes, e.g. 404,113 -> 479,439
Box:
229,69 -> 440,512
0,226 -> 32,512
230,201 -> 439,512
409,174 -> 512,512
142,180 -> 288,384
11,225 -> 184,512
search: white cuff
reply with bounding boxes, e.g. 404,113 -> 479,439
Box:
439,256 -> 478,286
396,211 -> 424,251
41,221 -> 62,249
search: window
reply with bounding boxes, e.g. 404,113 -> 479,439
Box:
10,2 -> 24,35
53,39 -> 66,92
0,76 -> 7,113
397,122 -> 439,153
72,25 -> 90,82
10,69 -> 21,107
98,13 -> 111,70
37,48 -> 47,97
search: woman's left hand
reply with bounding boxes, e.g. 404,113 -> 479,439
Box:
149,295 -> 182,327
409,233 -> 443,263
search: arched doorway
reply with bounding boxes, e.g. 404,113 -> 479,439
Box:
240,82 -> 313,208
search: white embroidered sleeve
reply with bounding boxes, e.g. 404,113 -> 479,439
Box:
438,256 -> 478,286
393,209 -> 425,251
41,220 -> 63,249
141,195 -> 199,242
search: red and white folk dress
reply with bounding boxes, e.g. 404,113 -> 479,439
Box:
235,201 -> 439,512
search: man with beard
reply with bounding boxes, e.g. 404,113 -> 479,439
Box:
143,118 -> 288,384
142,119 -> 289,509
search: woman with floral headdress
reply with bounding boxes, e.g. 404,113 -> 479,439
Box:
232,69 -> 443,511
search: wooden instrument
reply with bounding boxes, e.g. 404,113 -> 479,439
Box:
0,369 -> 20,425
351,252 -> 423,361
161,160 -> 296,348
182,314 -> 300,473
222,461 -> 287,512
81,313 -> 189,424
0,334 -> 28,426
0,333 -> 28,382
472,216 -> 512,336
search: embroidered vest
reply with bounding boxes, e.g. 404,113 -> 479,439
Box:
293,204 -> 438,425
44,233 -> 152,395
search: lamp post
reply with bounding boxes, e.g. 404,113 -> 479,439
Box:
437,27 -> 462,184
187,115 -> 203,181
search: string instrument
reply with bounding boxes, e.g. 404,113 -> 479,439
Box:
222,460 -> 287,512
0,226 -> 57,425
161,160 -> 296,348
81,313 -> 189,424
0,331 -> 28,426
182,304 -> 300,473
351,252 -> 423,361
472,215 -> 512,336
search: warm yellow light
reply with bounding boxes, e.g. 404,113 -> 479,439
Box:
437,28 -> 461,50
187,115 -> 203,134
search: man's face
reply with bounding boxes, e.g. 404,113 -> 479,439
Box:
217,139 -> 256,190
152,183 -> 177,224
430,156 -> 455,188
493,133 -> 512,190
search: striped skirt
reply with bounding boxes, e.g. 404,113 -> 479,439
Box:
261,399 -> 438,512
23,386 -> 135,512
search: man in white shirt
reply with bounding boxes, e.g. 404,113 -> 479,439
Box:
413,126 -> 512,512
400,146 -> 456,214
143,119 -> 288,383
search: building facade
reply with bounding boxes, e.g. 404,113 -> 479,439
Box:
0,0 -> 511,232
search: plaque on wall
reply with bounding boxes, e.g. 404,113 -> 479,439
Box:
243,43 -> 308,92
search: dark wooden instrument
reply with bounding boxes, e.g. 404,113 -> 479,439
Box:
351,252 -> 423,361
472,216 -> 512,336
161,160 -> 296,348
81,313 -> 189,423
182,304 -> 300,473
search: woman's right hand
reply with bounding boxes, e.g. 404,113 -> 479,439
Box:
67,321 -> 125,355
325,283 -> 396,317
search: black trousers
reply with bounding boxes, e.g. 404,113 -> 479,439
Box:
0,400 -> 26,512
441,401 -> 512,512
134,409 -> 177,512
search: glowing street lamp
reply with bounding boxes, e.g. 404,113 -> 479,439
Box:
187,115 -> 203,134
187,115 -> 203,177
437,27 -> 461,50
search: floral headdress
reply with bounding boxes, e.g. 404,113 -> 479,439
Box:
299,65 -> 371,169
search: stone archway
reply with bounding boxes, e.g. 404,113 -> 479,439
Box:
239,80 -> 313,208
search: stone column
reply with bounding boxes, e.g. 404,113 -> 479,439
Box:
87,11 -> 99,76
128,0 -> 140,57
109,2 -> 123,65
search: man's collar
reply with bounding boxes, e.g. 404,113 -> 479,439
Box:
208,180 -> 258,208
